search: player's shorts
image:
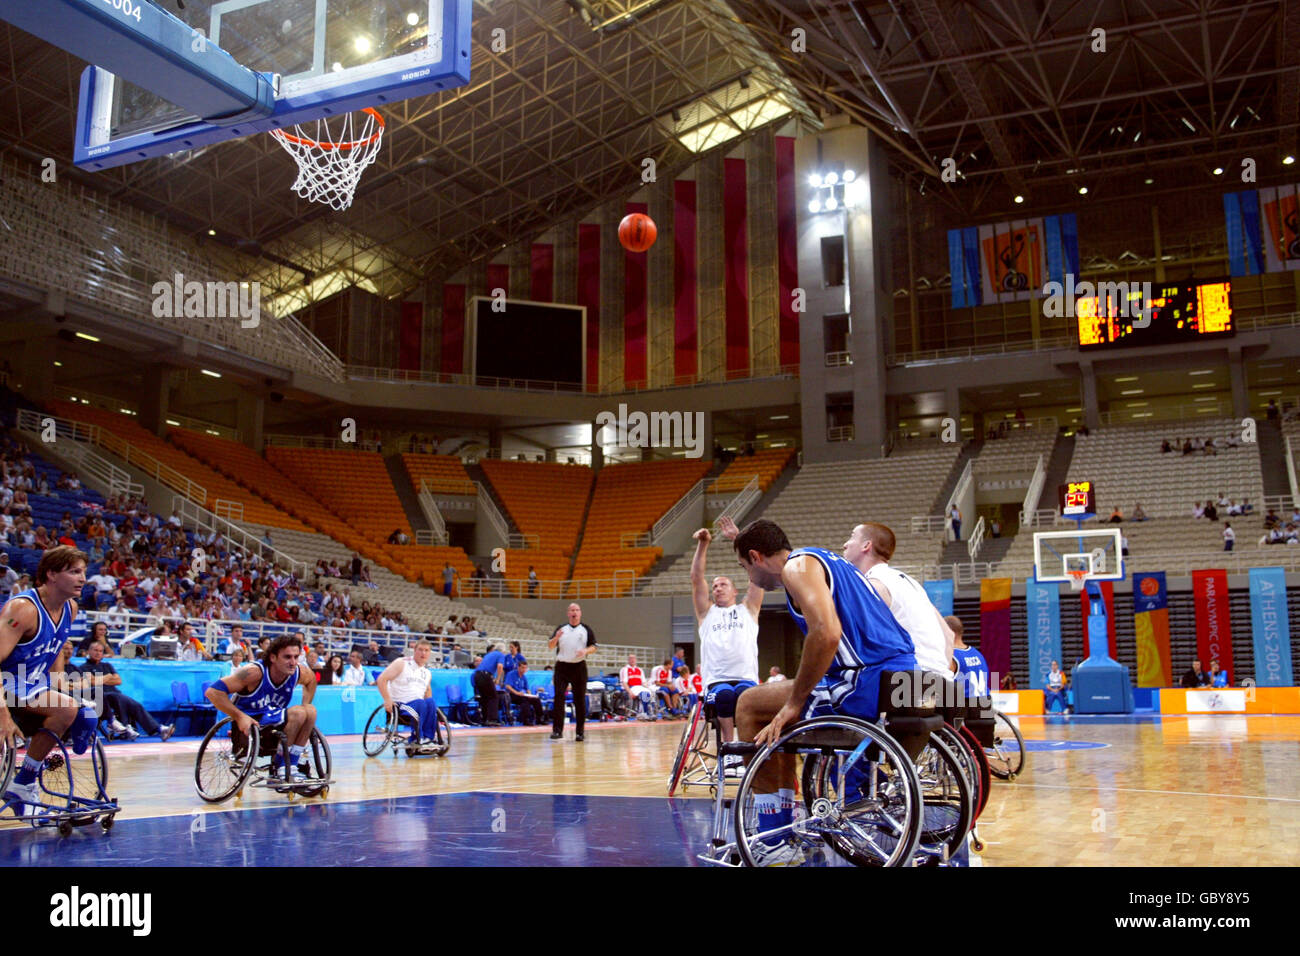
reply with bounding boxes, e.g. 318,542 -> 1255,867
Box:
704,680 -> 757,718
801,653 -> 919,723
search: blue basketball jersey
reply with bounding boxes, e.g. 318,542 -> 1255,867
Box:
952,646 -> 990,697
784,548 -> 917,714
0,587 -> 73,700
231,662 -> 299,722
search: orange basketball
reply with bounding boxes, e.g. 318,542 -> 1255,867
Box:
618,213 -> 657,252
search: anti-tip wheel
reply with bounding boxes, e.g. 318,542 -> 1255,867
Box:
58,820 -> 72,837
319,787 -> 329,799
1006,772 -> 1017,781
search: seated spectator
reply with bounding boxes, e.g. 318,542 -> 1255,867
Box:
361,640 -> 384,665
1286,523 -> 1299,544
1263,508 -> 1280,530
1227,500 -> 1242,516
674,665 -> 697,710
1224,433 -> 1240,449
1180,659 -> 1211,688
341,650 -> 373,685
1207,660 -> 1229,688
1203,500 -> 1218,522
76,620 -> 114,657
652,658 -> 682,715
505,661 -> 544,726
1000,673 -> 1017,690
177,622 -> 212,661
226,646 -> 248,675
1132,503 -> 1148,522
256,636 -> 272,660
386,528 -> 406,545
73,640 -> 174,741
1182,439 -> 1194,456
1262,526 -> 1286,546
766,666 -> 786,683
1217,492 -> 1231,508
1107,506 -> 1123,524
1241,498 -> 1254,514
1044,661 -> 1069,713
1204,437 -> 1217,456
1160,439 -> 1172,453
320,654 -> 344,685
1291,508 -> 1300,526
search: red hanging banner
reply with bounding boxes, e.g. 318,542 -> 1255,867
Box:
530,244 -> 554,302
577,223 -> 601,392
1192,569 -> 1234,675
775,136 -> 799,368
440,283 -> 466,375
398,301 -> 422,371
673,179 -> 698,382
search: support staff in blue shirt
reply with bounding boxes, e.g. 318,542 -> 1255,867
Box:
473,645 -> 507,726
505,662 -> 544,725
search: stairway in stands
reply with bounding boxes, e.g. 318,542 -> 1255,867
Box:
385,453 -> 430,533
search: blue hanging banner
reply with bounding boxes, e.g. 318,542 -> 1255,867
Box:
1248,567 -> 1293,686
1025,579 -> 1062,690
923,579 -> 954,616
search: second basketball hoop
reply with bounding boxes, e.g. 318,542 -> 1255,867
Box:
270,107 -> 386,212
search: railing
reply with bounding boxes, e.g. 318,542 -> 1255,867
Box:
653,478 -> 707,542
621,532 -> 653,548
887,336 -> 1076,366
213,499 -> 244,522
1285,435 -> 1300,511
417,480 -> 448,545
415,529 -> 450,545
827,424 -> 855,442
1263,493 -> 1295,517
264,434 -> 381,451
967,516 -> 986,561
171,495 -> 309,578
17,409 -> 208,505
910,515 -> 949,534
53,438 -> 144,499
945,457 -> 973,527
1018,508 -> 1059,528
345,363 -> 801,396
1022,453 -> 1047,518
53,386 -> 137,416
476,481 -> 511,545
715,475 -> 761,528
825,351 -> 853,367
162,412 -> 240,441
508,532 -> 540,549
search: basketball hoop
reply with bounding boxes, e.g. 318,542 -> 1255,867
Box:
270,107 -> 385,211
1067,569 -> 1088,592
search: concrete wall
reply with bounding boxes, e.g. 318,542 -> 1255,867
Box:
456,594 -> 679,653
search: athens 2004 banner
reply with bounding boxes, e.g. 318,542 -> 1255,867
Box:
948,214 -> 1079,308
1224,185 -> 1300,275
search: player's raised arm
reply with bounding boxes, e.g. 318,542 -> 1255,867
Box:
717,516 -> 765,619
689,527 -> 713,621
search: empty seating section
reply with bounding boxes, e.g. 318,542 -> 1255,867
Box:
570,458 -> 712,595
47,401 -> 312,532
401,454 -> 476,495
478,459 -> 592,593
711,447 -> 795,492
494,549 -> 570,598
974,423 -> 1056,470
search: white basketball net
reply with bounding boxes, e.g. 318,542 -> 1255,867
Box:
270,108 -> 385,211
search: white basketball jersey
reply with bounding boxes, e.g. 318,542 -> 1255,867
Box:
865,563 -> 952,679
390,658 -> 432,702
699,603 -> 759,686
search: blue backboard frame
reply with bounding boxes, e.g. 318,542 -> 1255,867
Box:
74,0 -> 471,171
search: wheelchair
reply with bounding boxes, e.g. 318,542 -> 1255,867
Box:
194,716 -> 333,802
668,696 -> 731,797
0,721 -> 119,836
362,702 -> 451,759
983,709 -> 1027,780
698,671 -> 981,867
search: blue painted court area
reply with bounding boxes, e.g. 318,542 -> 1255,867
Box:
0,793 -> 719,867
1021,740 -> 1109,752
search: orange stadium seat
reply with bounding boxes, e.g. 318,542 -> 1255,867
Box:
711,447 -> 795,492
401,454 -> 477,495
570,458 -> 711,596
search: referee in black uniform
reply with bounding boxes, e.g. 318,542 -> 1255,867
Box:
549,602 -> 596,741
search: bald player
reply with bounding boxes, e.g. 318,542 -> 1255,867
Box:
690,515 -> 762,751
842,522 -> 956,696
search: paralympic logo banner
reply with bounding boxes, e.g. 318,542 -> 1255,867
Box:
1248,567 -> 1293,686
979,578 -> 1012,685
923,579 -> 954,616
1132,571 -> 1172,687
1192,569 -> 1234,681
1024,580 -> 1061,690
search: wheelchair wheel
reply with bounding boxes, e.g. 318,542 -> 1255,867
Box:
195,717 -> 259,803
986,710 -> 1026,779
667,699 -> 705,796
936,725 -> 983,820
741,717 -> 923,868
913,733 -> 974,861
0,737 -> 13,797
362,705 -> 394,757
295,728 -> 332,798
956,724 -> 992,818
39,734 -> 109,824
429,708 -> 451,757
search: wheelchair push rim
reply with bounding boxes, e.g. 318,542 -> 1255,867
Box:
667,699 -> 705,796
362,705 -> 393,757
195,717 -> 259,803
986,710 -> 1027,779
735,717 -> 924,868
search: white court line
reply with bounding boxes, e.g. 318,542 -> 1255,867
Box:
1015,782 -> 1300,804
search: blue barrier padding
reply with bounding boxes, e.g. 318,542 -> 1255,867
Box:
75,660 -> 554,734
1132,687 -> 1159,712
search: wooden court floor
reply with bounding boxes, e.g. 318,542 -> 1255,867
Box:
4,715 -> 1297,866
